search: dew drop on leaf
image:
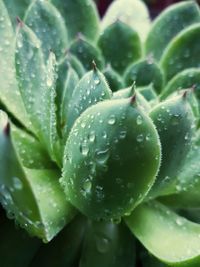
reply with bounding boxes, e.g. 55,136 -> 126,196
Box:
95,148 -> 110,165
96,236 -> 110,253
136,115 -> 143,125
137,134 -> 144,142
13,177 -> 23,190
108,114 -> 116,125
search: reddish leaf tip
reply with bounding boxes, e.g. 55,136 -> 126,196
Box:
16,16 -> 24,27
3,123 -> 10,136
92,60 -> 97,71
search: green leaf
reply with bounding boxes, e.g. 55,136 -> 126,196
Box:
125,201 -> 200,267
0,218 -> 41,267
11,125 -> 55,169
103,64 -> 124,92
64,66 -> 112,139
124,58 -> 165,94
61,98 -> 161,220
42,52 -> 62,165
0,0 -> 31,129
0,111 -> 75,242
51,0 -> 100,43
79,221 -> 136,267
160,68 -> 200,101
3,0 -> 30,28
24,0 -> 68,62
70,35 -> 104,71
145,1 -> 200,61
60,66 -> 79,136
15,23 -> 61,165
101,0 -> 151,42
149,94 -> 195,198
98,20 -> 142,74
160,23 -> 200,81
56,53 -> 85,112
159,130 -> 200,208
29,215 -> 86,267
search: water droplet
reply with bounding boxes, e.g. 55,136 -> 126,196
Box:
137,134 -> 144,142
145,133 -> 151,141
88,131 -> 96,142
95,148 -> 109,164
185,133 -> 189,141
136,115 -> 143,125
17,38 -> 23,48
80,141 -> 89,156
176,185 -> 181,192
82,179 -> 92,194
119,130 -> 126,139
102,131 -> 107,139
95,185 -> 104,201
171,114 -> 180,125
108,115 -> 116,125
47,76 -> 53,87
88,161 -> 96,175
13,177 -> 23,190
176,218 -> 183,226
81,122 -> 86,128
96,236 -> 110,253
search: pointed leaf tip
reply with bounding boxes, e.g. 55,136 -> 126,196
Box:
92,60 -> 97,71
76,32 -> 84,40
16,16 -> 23,27
3,123 -> 10,136
130,94 -> 137,104
182,87 -> 195,100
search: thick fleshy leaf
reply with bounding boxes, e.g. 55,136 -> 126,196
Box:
145,1 -> 200,61
125,201 -> 200,267
149,94 -> 195,198
0,111 -> 75,242
0,0 -> 31,129
15,24 -> 61,165
56,53 -> 85,110
30,215 -> 86,267
60,66 -> 79,136
61,98 -> 161,220
11,125 -> 55,169
124,58 -> 164,94
24,0 -> 68,62
3,0 -> 30,28
160,23 -> 200,81
70,35 -> 104,71
42,52 -> 62,165
0,218 -> 41,267
79,221 -> 136,267
51,0 -> 100,42
101,0 -> 151,42
159,130 -> 200,208
103,64 -> 124,92
64,66 -> 112,139
98,20 -> 142,74
160,68 -> 200,101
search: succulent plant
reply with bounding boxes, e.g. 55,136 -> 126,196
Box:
1,0 -> 200,266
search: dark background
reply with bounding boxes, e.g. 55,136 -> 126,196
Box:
96,0 -> 200,18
